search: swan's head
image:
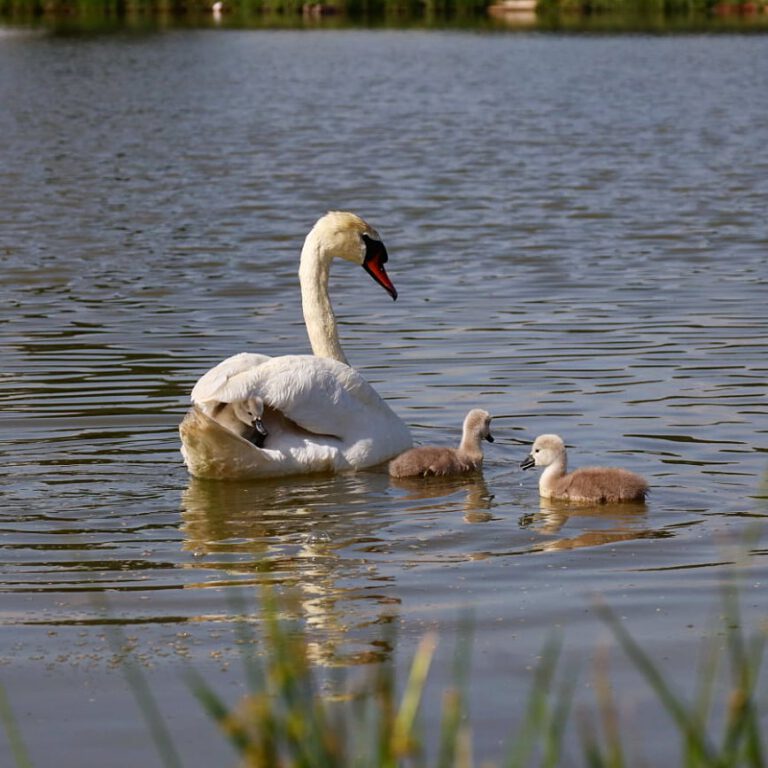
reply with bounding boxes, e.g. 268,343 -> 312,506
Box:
309,211 -> 398,300
520,434 -> 565,470
465,409 -> 494,443
232,397 -> 268,438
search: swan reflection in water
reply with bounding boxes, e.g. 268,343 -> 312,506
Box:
388,474 -> 495,524
519,496 -> 660,552
180,471 -> 399,665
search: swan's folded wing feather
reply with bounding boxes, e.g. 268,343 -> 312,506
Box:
191,352 -> 272,403
216,355 -> 379,437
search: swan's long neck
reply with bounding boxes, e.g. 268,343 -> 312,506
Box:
299,234 -> 348,365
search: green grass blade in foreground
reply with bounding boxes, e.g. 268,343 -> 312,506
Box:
542,664 -> 576,768
96,602 -> 184,768
596,604 -> 721,767
437,616 -> 473,768
392,632 -> 436,763
263,596 -> 341,767
227,590 -> 267,695
0,682 -> 33,768
186,667 -> 255,759
504,634 -> 564,768
116,646 -> 185,768
688,633 -> 721,768
719,578 -> 766,768
742,633 -> 766,768
591,645 -> 626,768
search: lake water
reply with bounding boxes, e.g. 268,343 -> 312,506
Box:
1,23 -> 767,766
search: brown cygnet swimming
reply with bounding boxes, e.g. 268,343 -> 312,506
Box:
388,409 -> 494,478
520,434 -> 648,503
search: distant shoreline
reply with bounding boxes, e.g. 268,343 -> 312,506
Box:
2,0 -> 767,28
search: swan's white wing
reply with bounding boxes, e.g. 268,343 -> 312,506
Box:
225,355 -> 375,433
191,352 -> 272,404
181,353 -> 412,479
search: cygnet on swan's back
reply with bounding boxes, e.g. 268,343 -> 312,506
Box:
520,434 -> 648,503
210,397 -> 269,447
389,409 -> 494,478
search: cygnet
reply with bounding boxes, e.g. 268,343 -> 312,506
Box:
211,397 -> 268,447
389,409 -> 494,478
520,434 -> 648,503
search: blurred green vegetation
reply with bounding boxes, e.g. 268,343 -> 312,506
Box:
0,0 -> 486,21
1,0 -> 767,31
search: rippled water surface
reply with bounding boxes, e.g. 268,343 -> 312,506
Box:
1,26 -> 767,766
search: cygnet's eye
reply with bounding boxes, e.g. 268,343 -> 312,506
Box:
534,448 -> 540,453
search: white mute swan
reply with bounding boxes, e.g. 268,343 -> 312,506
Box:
179,211 -> 413,480
388,409 -> 494,478
520,434 -> 648,503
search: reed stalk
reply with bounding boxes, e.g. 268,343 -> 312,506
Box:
0,683 -> 33,768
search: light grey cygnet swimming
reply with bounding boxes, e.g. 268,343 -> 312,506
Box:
520,434 -> 648,503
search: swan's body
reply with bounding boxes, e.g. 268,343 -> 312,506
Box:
180,212 -> 412,480
388,409 -> 494,478
520,434 -> 648,503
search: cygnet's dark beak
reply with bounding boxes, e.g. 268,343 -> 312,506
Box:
520,454 -> 535,471
485,433 -> 495,443
246,418 -> 268,449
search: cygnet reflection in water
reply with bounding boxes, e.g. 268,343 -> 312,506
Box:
519,496 -> 655,552
390,473 -> 495,523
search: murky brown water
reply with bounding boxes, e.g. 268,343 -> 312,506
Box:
1,25 -> 767,766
